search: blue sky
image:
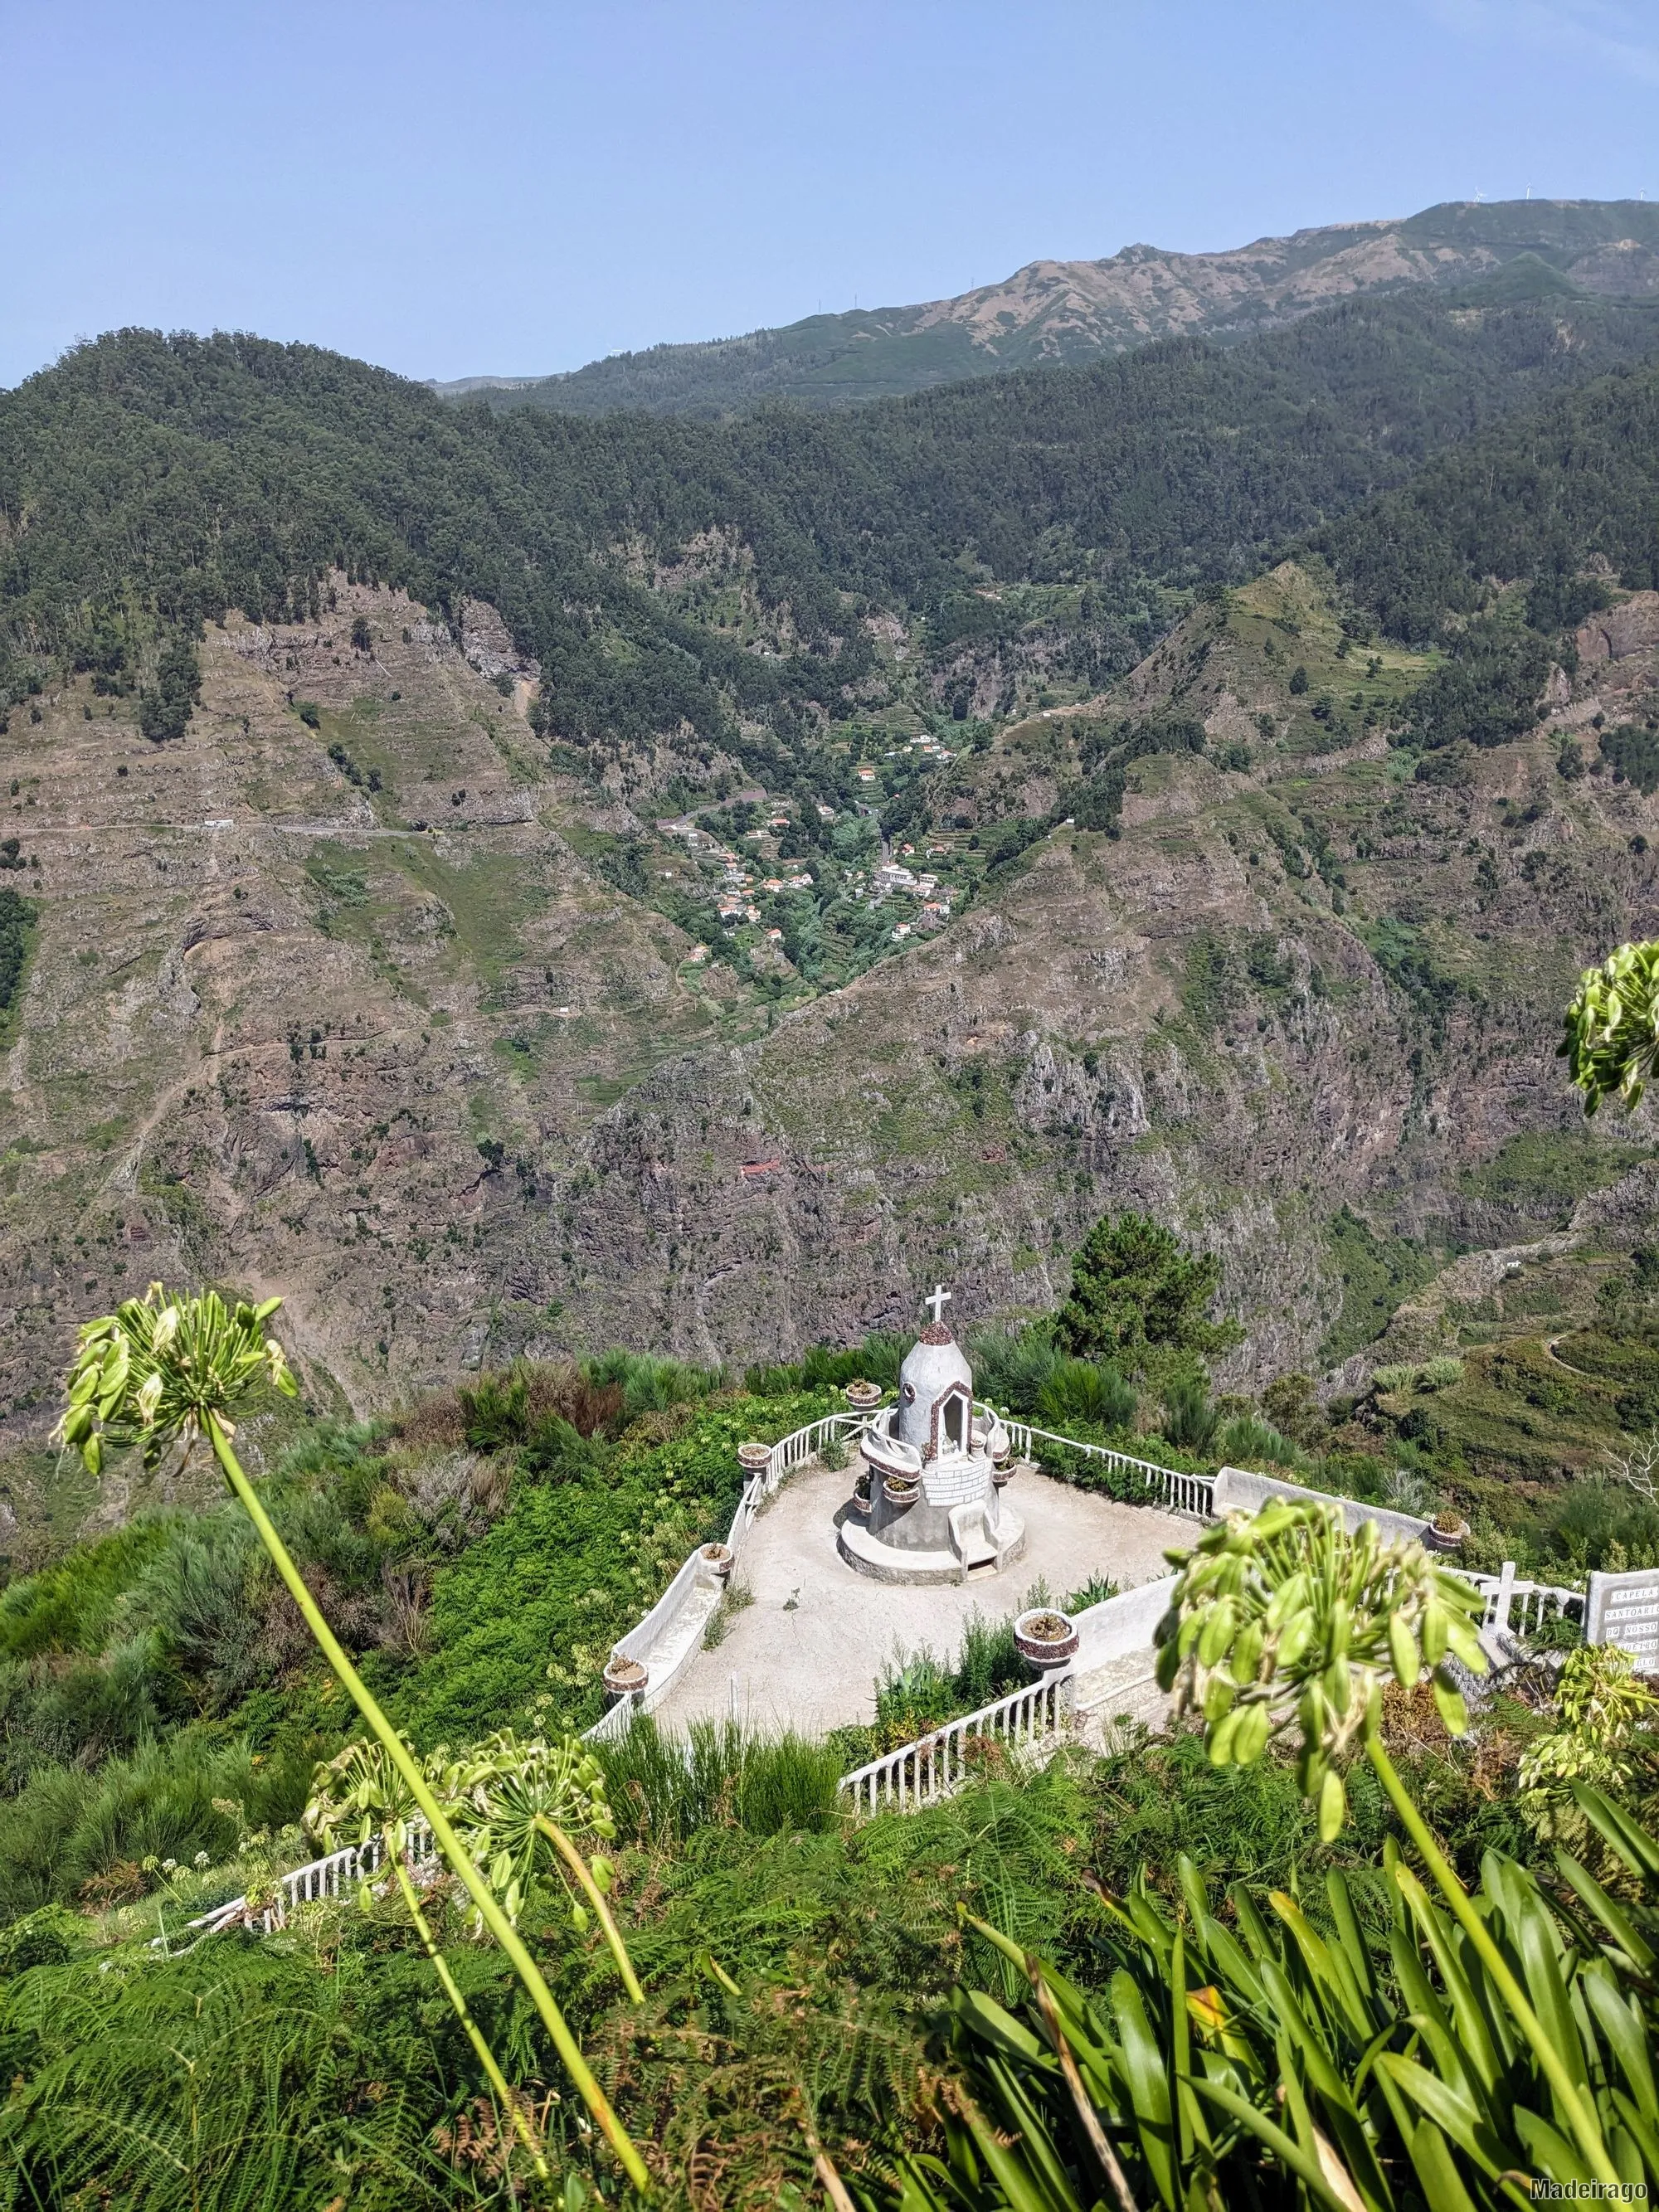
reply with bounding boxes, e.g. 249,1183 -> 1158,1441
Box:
4,0 -> 1658,389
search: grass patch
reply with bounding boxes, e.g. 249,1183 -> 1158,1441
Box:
595,1717 -> 844,1843
1321,1206 -> 1443,1363
1456,1128 -> 1652,1230
1382,1334 -> 1628,1480
390,843 -> 545,982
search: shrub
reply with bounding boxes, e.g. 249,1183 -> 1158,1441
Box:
1371,1360 -> 1423,1393
0,1520 -> 175,1664
444,1364 -> 633,1455
586,1349 -> 718,1419
1033,1357 -> 1136,1432
951,1611 -> 1025,1709
966,1330 -> 1060,1415
1216,1413 -> 1304,1469
799,1336 -> 907,1391
0,1736 -> 259,1921
1384,1466 -> 1434,1514
595,1718 -> 843,1844
1063,1574 -> 1119,1612
1161,1377 -> 1218,1451
456,1368 -> 532,1450
1259,1370 -> 1323,1443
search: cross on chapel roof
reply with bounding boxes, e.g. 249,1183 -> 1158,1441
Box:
926,1283 -> 952,1327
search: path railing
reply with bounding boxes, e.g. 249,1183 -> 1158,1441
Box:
836,1671 -> 1069,1817
766,1411 -> 863,1486
1001,1419 -> 1214,1519
1456,1562 -> 1584,1640
586,1407 -> 868,1741
157,1819 -> 437,1950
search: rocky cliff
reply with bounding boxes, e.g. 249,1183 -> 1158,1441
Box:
7,561 -> 1656,1437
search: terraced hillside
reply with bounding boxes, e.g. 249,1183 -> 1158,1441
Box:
546,565 -> 1659,1380
0,593 -> 752,1427
6,298 -> 1659,1454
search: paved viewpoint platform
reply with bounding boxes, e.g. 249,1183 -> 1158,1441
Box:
652,1458 -> 1192,1739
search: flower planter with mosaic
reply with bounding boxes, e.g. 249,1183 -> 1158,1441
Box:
602,1655 -> 649,1706
1014,1607 -> 1079,1672
844,1379 -> 883,1412
1424,1511 -> 1470,1553
701,1543 -> 734,1579
737,1441 -> 772,1476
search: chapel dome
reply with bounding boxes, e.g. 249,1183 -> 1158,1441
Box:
894,1324 -> 974,1454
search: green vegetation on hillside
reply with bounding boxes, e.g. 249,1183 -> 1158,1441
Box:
0,887 -> 36,1038
7,1392 -> 1659,2204
12,1194 -> 1659,2197
1324,365 -> 1659,644
1321,1206 -> 1443,1363
6,290 -> 1658,788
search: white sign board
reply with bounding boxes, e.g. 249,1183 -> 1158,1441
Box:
1585,1568 -> 1659,1666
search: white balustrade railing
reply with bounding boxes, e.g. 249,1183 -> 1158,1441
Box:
1002,1420 -> 1214,1519
765,1410 -> 863,1488
167,1409 -> 1603,1924
586,1403 -> 1204,1747
836,1671 -> 1069,1817
1455,1561 -> 1584,1640
158,1819 -> 437,1951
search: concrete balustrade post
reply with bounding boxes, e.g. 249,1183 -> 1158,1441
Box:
1494,1560 -> 1515,1635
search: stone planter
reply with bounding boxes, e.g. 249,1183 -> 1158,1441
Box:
882,1471 -> 921,1510
992,1461 -> 1014,1488
1424,1516 -> 1469,1553
1014,1607 -> 1079,1671
737,1441 -> 772,1475
701,1543 -> 734,1578
602,1655 -> 649,1705
848,1477 -> 873,1519
844,1380 -> 883,1412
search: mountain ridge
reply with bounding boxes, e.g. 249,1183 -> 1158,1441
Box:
435,197 -> 1659,417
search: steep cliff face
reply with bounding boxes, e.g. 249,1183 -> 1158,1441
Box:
0,586 -> 751,1426
7,558 -> 1657,1432
535,570 -> 1659,1381
7,552 -> 1659,1430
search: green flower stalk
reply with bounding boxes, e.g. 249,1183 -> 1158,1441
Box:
307,1741 -> 550,2183
450,1729 -> 644,2006
1156,1498 -> 1623,2189
1155,1496 -> 1485,1840
55,1284 -> 649,2196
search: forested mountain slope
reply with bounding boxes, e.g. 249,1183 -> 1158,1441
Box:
6,290 -> 1657,782
4,292 -> 1659,1460
440,197 -> 1659,416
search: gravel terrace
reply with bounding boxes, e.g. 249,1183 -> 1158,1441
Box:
652,1458 -> 1192,1739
